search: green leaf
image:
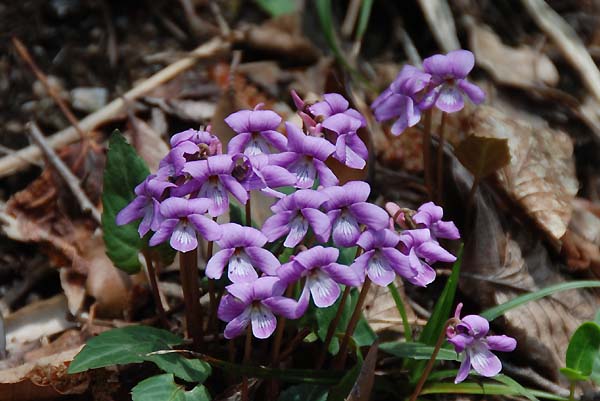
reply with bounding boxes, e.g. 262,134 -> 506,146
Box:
102,131 -> 150,273
379,342 -> 459,361
560,367 -> 589,382
355,0 -> 374,41
418,246 -> 462,345
565,321 -> 600,378
277,384 -> 328,401
255,0 -> 297,16
421,382 -> 568,401
455,135 -> 511,180
491,374 -> 540,401
327,347 -> 364,401
481,281 -> 600,321
68,326 -> 211,383
131,374 -> 210,401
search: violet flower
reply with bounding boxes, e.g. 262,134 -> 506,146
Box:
269,122 -> 338,188
413,201 -> 460,241
447,303 -> 517,383
352,229 -> 413,287
322,114 -> 368,170
170,128 -> 221,151
149,197 -> 221,252
206,223 -> 279,283
423,50 -> 485,113
261,189 -> 331,248
321,181 -> 389,247
218,276 -> 301,339
225,107 -> 287,156
398,229 -> 456,287
161,129 -> 222,177
178,154 -> 249,216
116,175 -> 161,237
232,153 -> 296,198
371,65 -> 432,135
277,246 -> 361,311
308,93 -> 366,127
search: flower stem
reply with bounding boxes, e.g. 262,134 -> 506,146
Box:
142,250 -> 167,327
242,324 -> 252,401
436,111 -> 447,204
387,283 -> 412,342
206,217 -> 218,338
568,381 -> 575,401
317,247 -> 364,369
245,191 -> 252,227
334,277 -> 372,369
423,108 -> 433,199
179,249 -> 203,350
408,317 -> 459,401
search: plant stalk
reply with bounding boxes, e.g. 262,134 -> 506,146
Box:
179,248 -> 203,349
142,250 -> 167,326
408,317 -> 459,401
242,324 -> 252,401
245,192 -> 252,227
334,277 -> 372,369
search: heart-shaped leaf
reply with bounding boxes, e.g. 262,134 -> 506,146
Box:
455,135 -> 510,180
565,321 -> 600,379
131,374 -> 210,401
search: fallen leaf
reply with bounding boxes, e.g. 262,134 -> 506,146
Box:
363,278 -> 416,340
455,135 -> 511,180
127,115 -> 170,172
466,105 -> 579,243
468,20 -> 559,88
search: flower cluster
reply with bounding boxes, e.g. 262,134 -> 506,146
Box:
116,92 -> 460,340
371,50 -> 485,135
447,303 -> 517,383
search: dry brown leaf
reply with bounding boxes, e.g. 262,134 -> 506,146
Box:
127,115 -> 170,172
467,105 -> 578,243
0,347 -> 88,401
363,278 -> 416,340
468,21 -> 559,88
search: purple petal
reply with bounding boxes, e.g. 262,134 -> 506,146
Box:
139,199 -> 161,236
307,271 -> 341,308
381,247 -> 413,279
459,315 -> 490,338
289,157 -> 317,189
433,221 -> 460,240
447,50 -> 475,78
170,221 -> 198,253
349,203 -> 389,231
331,211 -> 361,248
313,159 -> 339,187
249,110 -> 282,131
423,54 -> 454,77
116,196 -> 146,226
260,130 -> 288,151
414,202 -> 443,226
226,282 -> 254,303
447,333 -> 474,353
469,345 -> 502,377
351,251 -> 372,281
323,93 -> 350,114
435,86 -> 465,113
277,260 -> 305,286
227,132 -> 252,155
455,353 -> 472,383
334,134 -> 366,169
302,208 -> 331,243
149,219 -> 178,247
221,175 -> 249,204
244,135 -> 271,156
366,252 -> 396,286
284,214 -> 309,248
269,152 -> 299,169
344,133 -> 368,162
251,305 -> 277,338
262,211 -> 294,242
260,165 -> 297,188
263,296 -> 302,319
416,241 -> 457,263
224,110 -> 252,133
322,114 -> 361,135
252,276 -> 280,299
486,335 -> 517,352
245,246 -> 280,276
458,79 -> 485,104
224,308 -> 251,339
322,262 -> 361,287
285,122 -> 335,161
293,246 -> 339,269
227,250 -> 259,283
206,248 -> 235,280
160,197 -> 190,219
218,223 -> 266,248
199,180 -> 229,217
182,160 -> 210,181
188,214 -> 222,241
218,294 -> 247,322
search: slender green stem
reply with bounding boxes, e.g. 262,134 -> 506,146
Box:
408,317 -> 459,401
179,249 -> 203,349
436,111 -> 447,204
423,108 -> 433,199
387,283 -> 412,342
568,381 -> 575,401
142,250 -> 168,327
335,277 -> 372,369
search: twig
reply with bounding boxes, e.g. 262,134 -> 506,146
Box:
28,122 -> 102,223
99,0 -> 118,68
13,37 -> 88,142
0,37 -> 228,178
209,0 -> 231,37
341,0 -> 362,38
178,0 -> 206,37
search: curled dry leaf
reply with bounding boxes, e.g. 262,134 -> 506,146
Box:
466,105 -> 578,244
0,347 -> 88,401
468,21 -> 559,88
